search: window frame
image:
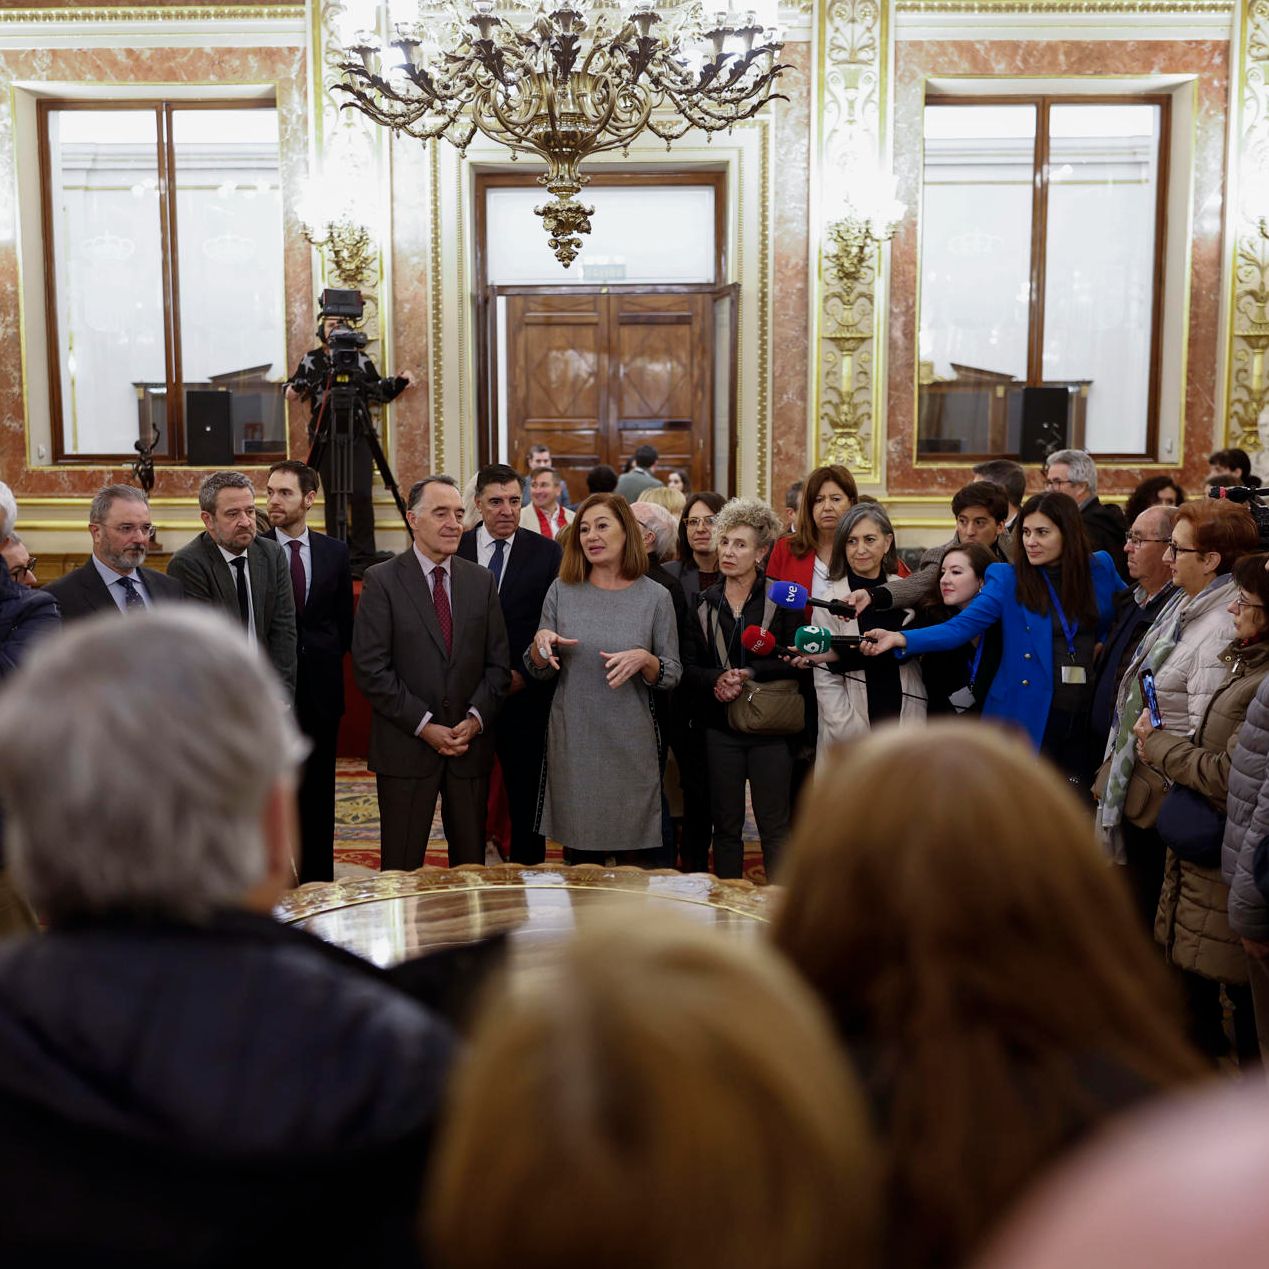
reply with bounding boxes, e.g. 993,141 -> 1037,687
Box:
918,92 -> 1171,463
37,96 -> 285,466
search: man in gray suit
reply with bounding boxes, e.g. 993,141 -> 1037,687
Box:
168,471 -> 297,696
353,475 -> 511,869
44,485 -> 184,620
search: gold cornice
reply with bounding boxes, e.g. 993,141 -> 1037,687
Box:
895,0 -> 1231,10
0,6 -> 304,21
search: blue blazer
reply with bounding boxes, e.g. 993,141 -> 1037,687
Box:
898,552 -> 1125,749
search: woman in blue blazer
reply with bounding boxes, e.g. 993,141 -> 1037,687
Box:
864,492 -> 1124,784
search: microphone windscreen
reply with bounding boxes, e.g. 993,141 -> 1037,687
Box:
794,625 -> 833,655
741,625 -> 777,656
768,580 -> 808,610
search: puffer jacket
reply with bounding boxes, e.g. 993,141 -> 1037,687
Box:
1148,577 -> 1238,736
1143,639 -> 1269,982
1223,672 -> 1269,941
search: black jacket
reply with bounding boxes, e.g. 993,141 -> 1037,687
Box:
42,559 -> 184,621
683,574 -> 804,733
1089,582 -> 1178,747
0,908 -> 454,1267
1081,497 -> 1129,581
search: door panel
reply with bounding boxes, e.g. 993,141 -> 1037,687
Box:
507,294 -> 607,503
502,288 -> 722,504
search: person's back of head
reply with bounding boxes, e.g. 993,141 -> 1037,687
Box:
0,481 -> 16,545
0,606 -> 303,923
426,912 -> 876,1269
634,443 -> 658,470
587,463 -> 619,493
971,459 -> 1026,512
773,721 -> 1201,1266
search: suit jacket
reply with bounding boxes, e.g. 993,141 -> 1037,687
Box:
352,550 -> 511,778
167,532 -> 297,695
457,527 -> 561,671
42,560 -> 184,623
898,552 -> 1125,749
263,528 -> 353,725
1081,497 -> 1129,581
518,504 -> 575,539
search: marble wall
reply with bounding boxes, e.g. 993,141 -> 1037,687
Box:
0,44 -> 309,501
770,39 -> 812,508
886,38 -> 1231,498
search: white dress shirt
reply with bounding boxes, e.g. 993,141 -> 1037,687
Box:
273,524 -> 312,595
475,524 -> 515,589
217,542 -> 257,644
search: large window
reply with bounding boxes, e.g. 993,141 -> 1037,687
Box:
918,97 -> 1167,460
39,100 -> 287,463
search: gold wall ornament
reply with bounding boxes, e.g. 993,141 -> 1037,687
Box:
812,0 -> 887,478
0,5 -> 304,20
299,212 -> 376,286
1227,1 -> 1269,453
332,0 -> 789,267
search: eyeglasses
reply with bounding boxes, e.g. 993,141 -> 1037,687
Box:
1125,534 -> 1171,547
1233,595 -> 1265,612
107,522 -> 157,539
685,516 -> 717,529
8,558 -> 35,581
1044,478 -> 1076,490
1163,540 -> 1203,557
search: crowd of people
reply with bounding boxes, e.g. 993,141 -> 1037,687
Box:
4,444 -> 1269,1261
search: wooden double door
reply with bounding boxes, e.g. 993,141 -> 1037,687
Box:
488,286 -> 737,505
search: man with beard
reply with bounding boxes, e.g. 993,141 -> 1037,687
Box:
44,484 -> 184,619
262,461 -> 353,882
169,471 -> 297,695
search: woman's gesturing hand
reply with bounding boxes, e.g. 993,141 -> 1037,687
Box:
530,629 -> 578,671
601,647 -> 656,689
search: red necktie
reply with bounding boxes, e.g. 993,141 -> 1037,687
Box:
431,565 -> 453,655
287,539 -> 306,614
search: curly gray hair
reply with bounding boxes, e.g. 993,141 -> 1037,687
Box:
713,497 -> 783,553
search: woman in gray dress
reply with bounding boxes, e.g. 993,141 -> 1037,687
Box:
527,493 -> 682,861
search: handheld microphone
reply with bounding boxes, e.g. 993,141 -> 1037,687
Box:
767,580 -> 857,619
794,625 -> 834,655
741,625 -> 784,656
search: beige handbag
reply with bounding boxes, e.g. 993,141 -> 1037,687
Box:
1092,755 -> 1171,828
707,596 -> 805,737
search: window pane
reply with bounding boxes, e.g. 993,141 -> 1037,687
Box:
171,107 -> 287,457
47,109 -> 168,455
1042,103 -> 1161,453
918,104 -> 1035,457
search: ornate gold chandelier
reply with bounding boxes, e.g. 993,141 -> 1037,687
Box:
335,0 -> 787,266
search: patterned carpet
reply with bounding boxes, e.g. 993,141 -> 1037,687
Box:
334,759 -> 770,883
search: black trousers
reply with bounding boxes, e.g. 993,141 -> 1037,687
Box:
494,691 -> 550,866
673,720 -> 713,873
375,768 -> 488,870
705,727 -> 793,880
295,711 -> 340,884
1120,819 -> 1167,937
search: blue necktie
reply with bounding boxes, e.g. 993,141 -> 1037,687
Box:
489,537 -> 506,588
118,576 -> 145,611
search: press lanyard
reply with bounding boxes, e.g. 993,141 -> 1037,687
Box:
1042,573 -> 1079,660
967,638 -> 985,688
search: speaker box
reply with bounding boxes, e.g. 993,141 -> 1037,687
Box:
186,390 -> 234,467
1019,387 -> 1070,462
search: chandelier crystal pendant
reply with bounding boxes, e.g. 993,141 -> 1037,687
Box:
335,0 -> 788,266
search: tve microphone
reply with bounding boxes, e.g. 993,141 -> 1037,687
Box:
766,580 -> 858,619
794,625 -> 834,655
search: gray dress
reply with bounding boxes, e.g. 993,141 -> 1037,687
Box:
525,575 -> 682,853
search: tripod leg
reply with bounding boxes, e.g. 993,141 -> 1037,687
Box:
355,400 -> 411,536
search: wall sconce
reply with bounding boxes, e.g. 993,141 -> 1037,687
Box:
295,173 -> 377,288
824,161 -> 906,289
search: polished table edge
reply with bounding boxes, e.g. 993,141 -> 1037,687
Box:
274,863 -> 778,924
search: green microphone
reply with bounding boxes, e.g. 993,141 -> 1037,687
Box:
794,625 -> 834,655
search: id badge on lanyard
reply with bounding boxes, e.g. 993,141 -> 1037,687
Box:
1043,574 -> 1087,684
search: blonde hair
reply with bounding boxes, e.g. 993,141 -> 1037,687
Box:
638,485 -> 686,518
773,721 -> 1202,1266
426,913 -> 877,1269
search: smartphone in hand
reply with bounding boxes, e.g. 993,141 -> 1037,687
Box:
1139,667 -> 1162,729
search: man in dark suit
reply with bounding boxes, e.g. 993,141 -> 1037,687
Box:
1044,449 -> 1129,580
168,471 -> 297,696
263,461 -> 354,883
44,484 -> 184,619
458,463 -> 561,865
353,475 -> 511,869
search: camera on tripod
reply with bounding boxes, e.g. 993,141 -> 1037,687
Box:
318,288 -> 369,380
